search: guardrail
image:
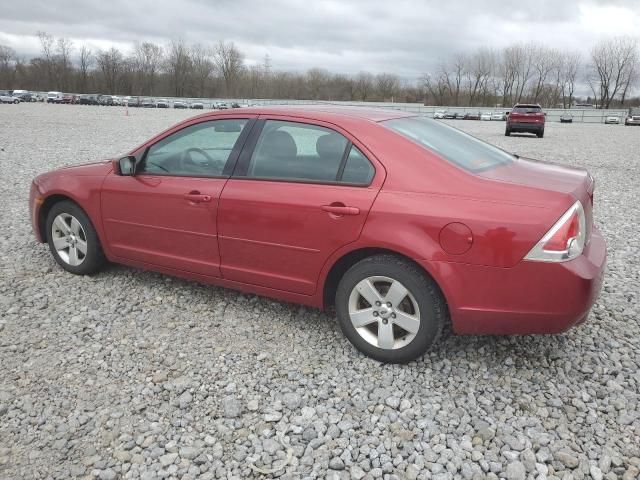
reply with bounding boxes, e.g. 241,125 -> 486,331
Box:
27,91 -> 632,123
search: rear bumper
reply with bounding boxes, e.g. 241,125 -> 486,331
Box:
508,122 -> 544,132
423,226 -> 606,335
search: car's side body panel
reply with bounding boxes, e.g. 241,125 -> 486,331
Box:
29,107 -> 606,338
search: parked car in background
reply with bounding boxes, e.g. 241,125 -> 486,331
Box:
190,102 -> 204,109
231,102 -> 241,108
604,115 -> 620,125
560,113 -> 573,123
79,94 -> 99,105
111,96 -> 124,106
12,90 -> 33,102
480,112 -> 492,121
625,111 -> 640,126
32,93 -> 45,102
28,106 -> 606,363
173,101 -> 188,109
141,98 -> 155,108
125,96 -> 140,107
98,95 -> 114,106
443,111 -> 456,119
454,112 -> 466,120
506,103 -> 545,138
61,94 -> 76,104
0,90 -> 19,103
490,112 -> 507,121
464,112 -> 481,120
47,91 -> 64,104
214,102 -> 228,110
433,110 -> 447,119
156,99 -> 169,108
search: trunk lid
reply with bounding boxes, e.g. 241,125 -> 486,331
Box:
480,156 -> 594,238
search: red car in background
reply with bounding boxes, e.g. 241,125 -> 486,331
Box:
29,107 -> 606,363
506,103 -> 546,137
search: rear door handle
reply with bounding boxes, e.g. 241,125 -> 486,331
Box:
321,204 -> 360,216
184,191 -> 212,203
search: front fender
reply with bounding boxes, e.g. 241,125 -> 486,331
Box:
33,173 -> 110,256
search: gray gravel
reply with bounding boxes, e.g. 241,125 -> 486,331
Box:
0,103 -> 639,479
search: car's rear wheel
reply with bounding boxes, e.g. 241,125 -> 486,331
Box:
46,200 -> 106,275
505,127 -> 511,136
537,129 -> 544,138
335,255 -> 446,363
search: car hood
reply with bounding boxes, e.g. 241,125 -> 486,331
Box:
479,156 -> 592,199
56,159 -> 114,175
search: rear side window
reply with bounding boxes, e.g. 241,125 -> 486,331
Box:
244,120 -> 375,185
341,146 -> 375,184
383,116 -> 514,173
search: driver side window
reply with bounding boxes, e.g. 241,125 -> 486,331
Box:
140,119 -> 248,177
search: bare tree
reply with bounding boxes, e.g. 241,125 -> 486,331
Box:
530,46 -> 559,105
355,71 -> 374,101
56,37 -> 73,91
189,44 -> 214,97
376,73 -> 400,101
588,36 -> 638,108
133,42 -> 164,96
213,41 -> 244,96
465,48 -> 494,106
561,52 -> 581,108
0,45 -> 16,87
96,47 -> 123,94
77,45 -> 93,92
36,31 -> 55,87
165,39 -> 191,97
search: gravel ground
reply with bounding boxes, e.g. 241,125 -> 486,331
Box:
0,103 -> 639,480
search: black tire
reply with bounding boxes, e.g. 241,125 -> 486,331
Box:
537,129 -> 544,138
335,255 -> 446,363
45,200 -> 106,275
505,127 -> 511,136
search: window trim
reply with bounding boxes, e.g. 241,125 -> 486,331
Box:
135,118 -> 255,178
232,118 -> 376,187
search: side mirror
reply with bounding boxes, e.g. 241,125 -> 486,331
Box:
115,156 -> 136,176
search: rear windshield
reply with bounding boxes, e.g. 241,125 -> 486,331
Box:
512,105 -> 542,113
383,116 -> 514,173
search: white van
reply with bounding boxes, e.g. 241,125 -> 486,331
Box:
47,91 -> 64,103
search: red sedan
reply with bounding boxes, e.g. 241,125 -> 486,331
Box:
29,107 -> 606,363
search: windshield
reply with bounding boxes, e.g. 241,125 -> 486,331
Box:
383,116 -> 514,172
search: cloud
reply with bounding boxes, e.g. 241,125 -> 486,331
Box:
0,0 -> 638,79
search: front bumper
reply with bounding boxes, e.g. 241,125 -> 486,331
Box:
625,118 -> 640,125
29,181 -> 45,242
424,226 -> 607,335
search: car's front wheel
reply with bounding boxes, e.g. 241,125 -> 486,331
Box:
335,255 -> 446,363
46,200 -> 106,275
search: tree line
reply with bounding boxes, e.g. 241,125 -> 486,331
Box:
0,32 -> 638,108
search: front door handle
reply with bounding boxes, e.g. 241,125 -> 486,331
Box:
184,191 -> 212,203
321,204 -> 360,216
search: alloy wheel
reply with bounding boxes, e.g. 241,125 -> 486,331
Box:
50,213 -> 88,266
348,276 -> 421,350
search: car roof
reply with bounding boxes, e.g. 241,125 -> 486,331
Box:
193,105 -> 414,123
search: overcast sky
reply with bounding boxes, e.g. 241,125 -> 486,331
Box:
1,0 -> 639,79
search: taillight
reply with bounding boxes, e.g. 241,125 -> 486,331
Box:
525,201 -> 586,262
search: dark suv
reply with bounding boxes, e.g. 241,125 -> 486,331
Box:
506,103 -> 545,138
